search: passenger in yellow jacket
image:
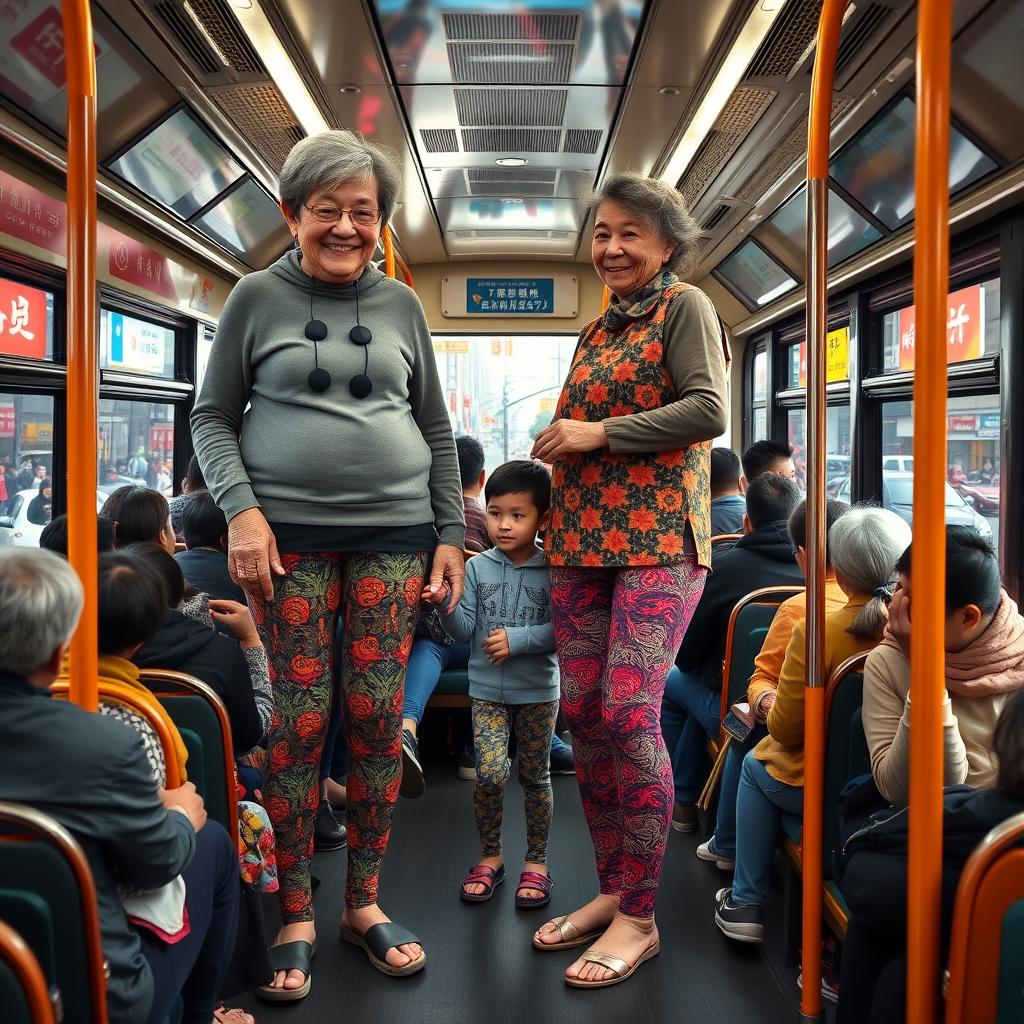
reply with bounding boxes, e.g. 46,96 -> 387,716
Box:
714,507 -> 911,943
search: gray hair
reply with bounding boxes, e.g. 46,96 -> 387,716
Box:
279,130 -> 402,223
590,171 -> 701,277
829,507 -> 912,639
0,548 -> 84,676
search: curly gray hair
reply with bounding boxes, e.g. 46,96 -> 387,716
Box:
590,172 -> 701,277
279,130 -> 402,223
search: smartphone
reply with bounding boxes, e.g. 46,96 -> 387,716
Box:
721,701 -> 754,743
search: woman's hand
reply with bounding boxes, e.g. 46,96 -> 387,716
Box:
209,599 -> 261,647
227,508 -> 285,602
530,419 -> 607,463
754,690 -> 777,723
421,543 -> 464,608
887,585 -> 912,659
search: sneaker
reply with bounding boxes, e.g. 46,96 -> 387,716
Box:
671,802 -> 697,833
313,800 -> 348,852
457,746 -> 476,782
797,966 -> 840,1004
400,728 -> 425,799
696,837 -> 735,871
714,887 -> 764,943
549,742 -> 576,775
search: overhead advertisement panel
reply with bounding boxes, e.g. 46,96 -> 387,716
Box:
442,274 -> 578,317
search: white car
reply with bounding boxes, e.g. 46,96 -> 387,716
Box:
0,488 -> 106,547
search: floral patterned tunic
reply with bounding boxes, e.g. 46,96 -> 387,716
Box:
546,275 -> 719,570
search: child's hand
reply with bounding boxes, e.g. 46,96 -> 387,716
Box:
482,628 -> 511,665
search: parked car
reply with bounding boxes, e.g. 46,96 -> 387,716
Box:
882,455 -> 915,473
0,488 -> 106,547
834,471 -> 992,541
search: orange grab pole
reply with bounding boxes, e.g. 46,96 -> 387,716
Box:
801,2 -> 845,1019
908,2 -> 952,1020
63,0 -> 98,711
601,285 -> 610,312
395,249 -> 415,289
383,226 -> 396,279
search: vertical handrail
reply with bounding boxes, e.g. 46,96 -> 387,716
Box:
601,285 -> 610,312
63,0 -> 98,711
801,2 -> 845,1019
383,225 -> 396,279
395,249 -> 415,289
908,2 -> 952,1020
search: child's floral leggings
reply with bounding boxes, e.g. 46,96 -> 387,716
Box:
548,557 -> 706,918
471,698 -> 560,863
249,550 -> 427,921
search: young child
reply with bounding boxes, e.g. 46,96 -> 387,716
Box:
440,460 -> 560,909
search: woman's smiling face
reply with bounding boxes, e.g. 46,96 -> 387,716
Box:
281,178 -> 382,285
591,199 -> 674,299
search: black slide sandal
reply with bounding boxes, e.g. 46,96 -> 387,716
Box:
340,921 -> 426,977
256,940 -> 316,1002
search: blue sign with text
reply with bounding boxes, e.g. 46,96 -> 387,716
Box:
467,278 -> 554,314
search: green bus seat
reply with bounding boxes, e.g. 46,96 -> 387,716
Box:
0,918 -> 55,1024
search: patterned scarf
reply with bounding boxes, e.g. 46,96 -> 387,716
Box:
603,269 -> 679,332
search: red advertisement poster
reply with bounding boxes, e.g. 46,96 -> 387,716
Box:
0,170 -> 67,257
0,278 -> 48,359
103,226 -> 178,301
897,284 -> 983,371
0,405 -> 15,438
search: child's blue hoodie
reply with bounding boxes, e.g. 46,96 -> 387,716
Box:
440,542 -> 559,704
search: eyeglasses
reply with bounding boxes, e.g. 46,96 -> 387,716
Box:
302,202 -> 382,227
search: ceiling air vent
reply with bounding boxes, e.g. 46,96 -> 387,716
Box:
834,3 -> 891,83
152,0 -> 265,76
701,204 -> 733,232
420,128 -> 460,153
468,167 -> 557,183
447,42 -> 576,85
677,86 -> 776,205
212,85 -> 302,171
563,129 -> 602,154
454,88 -> 568,127
746,0 -> 824,79
461,128 -> 561,153
443,12 -> 579,43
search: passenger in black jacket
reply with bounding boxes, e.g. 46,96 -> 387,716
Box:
174,490 -> 246,603
662,473 -> 804,831
835,687 -> 1024,1023
125,542 -> 265,754
0,547 -> 240,1024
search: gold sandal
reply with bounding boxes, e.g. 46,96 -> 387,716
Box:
532,915 -> 605,951
564,940 -> 661,988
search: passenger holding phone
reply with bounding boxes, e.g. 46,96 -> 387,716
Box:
714,507 -> 911,943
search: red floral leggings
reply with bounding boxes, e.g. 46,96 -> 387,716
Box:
249,550 -> 427,920
548,557 -> 706,919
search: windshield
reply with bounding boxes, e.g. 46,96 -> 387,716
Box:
886,478 -> 964,508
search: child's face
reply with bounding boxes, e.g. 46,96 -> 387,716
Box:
485,491 -> 547,555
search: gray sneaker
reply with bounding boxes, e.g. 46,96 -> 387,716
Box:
457,746 -> 476,782
696,837 -> 735,871
714,887 -> 763,943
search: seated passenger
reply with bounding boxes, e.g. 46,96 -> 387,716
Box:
863,526 -> 1024,803
709,447 -> 746,536
39,513 -> 115,555
836,686 -> 1024,1024
0,548 -> 244,1024
456,435 -> 491,553
169,454 -> 207,539
663,472 -> 804,832
714,507 -> 911,943
101,484 -> 177,554
696,498 -> 850,870
741,439 -> 797,486
126,542 -> 267,755
175,490 -> 246,603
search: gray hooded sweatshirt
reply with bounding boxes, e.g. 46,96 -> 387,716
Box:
441,544 -> 559,705
190,251 -> 465,547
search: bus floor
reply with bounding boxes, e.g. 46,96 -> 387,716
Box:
236,754 -> 811,1024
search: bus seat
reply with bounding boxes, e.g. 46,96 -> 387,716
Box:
51,679 -> 186,788
176,728 -> 207,801
429,668 -> 471,709
0,918 -> 56,1024
140,670 -> 238,844
945,810 -> 1024,1024
710,533 -> 743,555
0,802 -> 107,1023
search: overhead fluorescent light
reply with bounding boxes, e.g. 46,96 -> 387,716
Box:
226,0 -> 330,137
658,0 -> 789,187
495,157 -> 528,166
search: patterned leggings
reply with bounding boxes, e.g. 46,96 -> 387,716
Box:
249,550 -> 427,921
471,698 -> 560,863
549,558 -> 706,918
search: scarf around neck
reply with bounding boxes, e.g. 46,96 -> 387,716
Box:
880,589 -> 1024,696
603,269 -> 679,331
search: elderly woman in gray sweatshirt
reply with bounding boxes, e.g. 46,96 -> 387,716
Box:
191,130 -> 465,995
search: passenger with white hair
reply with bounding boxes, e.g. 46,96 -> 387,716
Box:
191,129 -> 463,992
713,506 -> 912,944
0,548 -> 245,1024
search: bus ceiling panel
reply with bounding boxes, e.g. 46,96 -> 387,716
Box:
434,196 -> 585,236
365,0 -> 649,88
443,232 -> 580,259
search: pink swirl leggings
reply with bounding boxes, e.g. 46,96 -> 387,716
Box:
549,558 -> 706,918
